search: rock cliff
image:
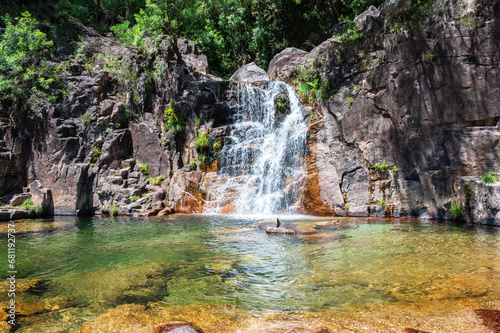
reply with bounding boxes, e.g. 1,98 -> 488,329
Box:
0,25 -> 227,217
269,0 -> 500,224
1,0 -> 499,224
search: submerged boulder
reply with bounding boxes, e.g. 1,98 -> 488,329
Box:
250,217 -> 280,229
266,227 -> 296,235
229,62 -> 269,82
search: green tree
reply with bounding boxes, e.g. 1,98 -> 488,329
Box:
0,12 -> 57,117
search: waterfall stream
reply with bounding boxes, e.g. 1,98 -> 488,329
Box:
204,81 -> 308,215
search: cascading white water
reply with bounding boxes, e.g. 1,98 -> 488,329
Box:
204,81 -> 308,215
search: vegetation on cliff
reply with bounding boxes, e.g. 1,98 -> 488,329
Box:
0,0 -> 384,79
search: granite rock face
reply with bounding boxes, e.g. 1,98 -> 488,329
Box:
0,31 -> 227,218
269,0 -> 500,223
230,62 -> 270,82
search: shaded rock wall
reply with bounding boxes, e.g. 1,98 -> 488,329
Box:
270,0 -> 500,223
0,34 -> 227,216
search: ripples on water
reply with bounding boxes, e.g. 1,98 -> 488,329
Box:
0,215 -> 499,330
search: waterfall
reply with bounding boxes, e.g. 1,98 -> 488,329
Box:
204,81 -> 308,215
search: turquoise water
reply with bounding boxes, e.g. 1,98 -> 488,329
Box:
1,215 -> 499,329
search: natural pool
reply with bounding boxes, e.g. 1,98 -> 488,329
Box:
1,215 -> 499,332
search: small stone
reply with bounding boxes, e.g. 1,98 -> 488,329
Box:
108,176 -> 123,185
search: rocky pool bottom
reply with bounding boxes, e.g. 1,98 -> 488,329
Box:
0,215 -> 499,332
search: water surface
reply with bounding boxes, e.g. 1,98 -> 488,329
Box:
1,215 -> 499,331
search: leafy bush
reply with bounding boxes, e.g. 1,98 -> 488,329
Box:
213,141 -> 222,152
109,205 -> 119,217
376,199 -> 387,206
111,0 -> 166,53
373,161 -> 389,172
481,171 -> 499,183
198,154 -> 206,164
91,146 -> 102,163
149,175 -> 165,186
189,160 -> 197,170
450,203 -> 463,221
164,100 -> 184,134
0,12 -> 59,116
139,164 -> 149,176
195,131 -> 209,150
21,198 -> 42,215
130,195 -> 140,203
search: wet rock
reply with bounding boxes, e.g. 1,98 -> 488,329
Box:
0,297 -> 74,317
10,209 -> 32,220
313,221 -> 351,231
474,309 -> 500,332
230,62 -> 269,82
298,233 -> 347,243
250,217 -> 280,229
157,207 -> 175,216
0,278 -> 48,294
155,322 -> 203,333
292,225 -> 317,235
266,227 -> 296,234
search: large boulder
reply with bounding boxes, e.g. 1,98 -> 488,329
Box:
354,5 -> 381,30
230,62 -> 269,82
267,47 -> 307,80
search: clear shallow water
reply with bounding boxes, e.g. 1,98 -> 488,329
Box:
1,215 -> 499,330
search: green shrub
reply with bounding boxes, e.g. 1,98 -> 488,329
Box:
298,83 -> 312,101
91,146 -> 102,163
149,175 -> 165,186
345,204 -> 350,211
376,199 -> 387,206
139,164 -> 149,176
346,95 -> 355,109
130,195 -> 140,203
189,160 -> 197,170
109,205 -> 119,217
164,100 -> 185,134
82,113 -> 92,125
195,131 -> 209,150
213,141 -> 222,152
460,13 -> 476,29
425,51 -> 438,63
195,117 -> 201,128
391,166 -> 400,176
450,203 -> 463,221
198,154 -> 206,164
110,1 -> 166,53
21,198 -> 42,215
373,161 -> 389,172
481,171 -> 499,183
0,12 -> 58,116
